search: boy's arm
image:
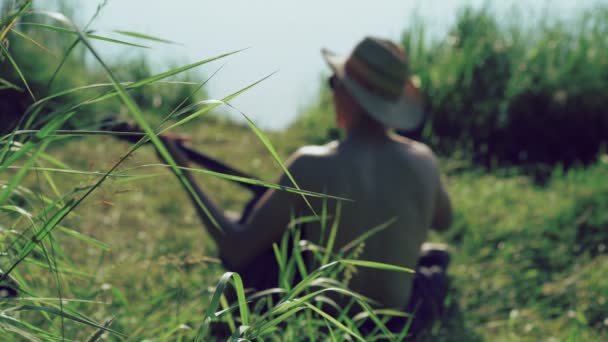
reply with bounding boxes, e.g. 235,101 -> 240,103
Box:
427,152 -> 452,231
431,176 -> 452,231
160,138 -> 236,246
161,139 -> 308,269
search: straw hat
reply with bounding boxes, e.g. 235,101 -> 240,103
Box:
322,36 -> 425,130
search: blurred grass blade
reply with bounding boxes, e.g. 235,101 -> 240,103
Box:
340,217 -> 397,253
23,83 -> 112,116
161,72 -> 274,132
10,28 -> 56,57
282,261 -> 339,302
113,30 -> 179,44
325,319 -> 338,342
57,12 -> 224,231
0,43 -> 35,100
0,313 -> 54,341
322,202 -> 341,265
7,166 -> 138,178
84,32 -> 150,48
339,260 -> 414,274
227,103 -> 318,217
26,47 -> 237,117
0,77 -> 24,91
128,49 -> 245,89
0,111 -> 75,174
57,226 -> 111,251
1,198 -> 75,279
272,287 -> 365,316
272,243 -> 287,288
17,305 -> 124,337
47,35 -> 80,88
219,295 -> 236,331
291,226 -> 309,279
120,164 -> 350,200
0,0 -> 32,38
195,272 -> 249,341
20,22 -> 150,48
38,151 -> 71,169
255,307 -> 306,337
86,317 -> 114,342
303,303 -> 365,342
0,140 -> 48,205
230,273 -> 250,326
24,81 -> 188,115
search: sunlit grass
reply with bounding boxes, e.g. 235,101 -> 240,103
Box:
1,1 -> 607,341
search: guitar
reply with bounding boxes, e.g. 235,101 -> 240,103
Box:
104,121 -> 267,224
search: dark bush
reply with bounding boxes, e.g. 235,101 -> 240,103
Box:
405,7 -> 608,169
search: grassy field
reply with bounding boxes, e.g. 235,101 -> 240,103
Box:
2,118 -> 607,341
1,1 -> 608,341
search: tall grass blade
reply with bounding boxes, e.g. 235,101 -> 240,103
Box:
0,77 -> 24,91
236,106 -> 318,217
282,261 -> 340,302
128,49 -> 245,90
57,226 -> 111,251
292,227 -> 309,279
0,0 -> 31,39
322,201 -> 341,265
195,272 -> 249,341
303,302 -> 365,342
272,243 -> 287,288
7,166 -> 141,178
0,43 -> 35,100
254,306 -> 306,337
160,71 -> 271,133
1,198 -> 75,280
0,313 -> 54,341
53,12 -> 225,230
272,287 -> 365,316
86,317 -> 115,342
20,22 -> 150,48
0,141 -> 48,205
339,260 -> 414,274
10,28 -> 56,57
340,217 -> 397,253
118,164 -> 350,200
113,30 -> 179,44
0,0 -> 33,30
46,36 -> 80,88
16,305 -> 124,337
0,111 -> 74,174
24,80 -> 197,116
324,319 -> 338,342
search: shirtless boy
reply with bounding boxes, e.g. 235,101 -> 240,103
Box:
163,36 -> 452,333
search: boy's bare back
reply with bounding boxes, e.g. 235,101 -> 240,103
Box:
245,131 -> 451,307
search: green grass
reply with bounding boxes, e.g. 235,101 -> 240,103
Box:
1,1 -> 608,341
446,162 -> 608,341
4,120 -> 606,340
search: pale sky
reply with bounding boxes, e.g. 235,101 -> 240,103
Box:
54,0 -> 606,129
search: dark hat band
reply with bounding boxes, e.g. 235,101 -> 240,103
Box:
345,56 -> 404,100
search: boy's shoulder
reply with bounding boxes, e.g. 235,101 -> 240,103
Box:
295,140 -> 340,158
390,134 -> 437,162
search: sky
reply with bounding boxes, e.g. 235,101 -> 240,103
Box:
54,0 -> 607,129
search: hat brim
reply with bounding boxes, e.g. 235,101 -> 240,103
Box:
321,48 -> 425,131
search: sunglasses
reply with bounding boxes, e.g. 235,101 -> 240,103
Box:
328,75 -> 339,89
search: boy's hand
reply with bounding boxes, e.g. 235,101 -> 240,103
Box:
161,132 -> 192,144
